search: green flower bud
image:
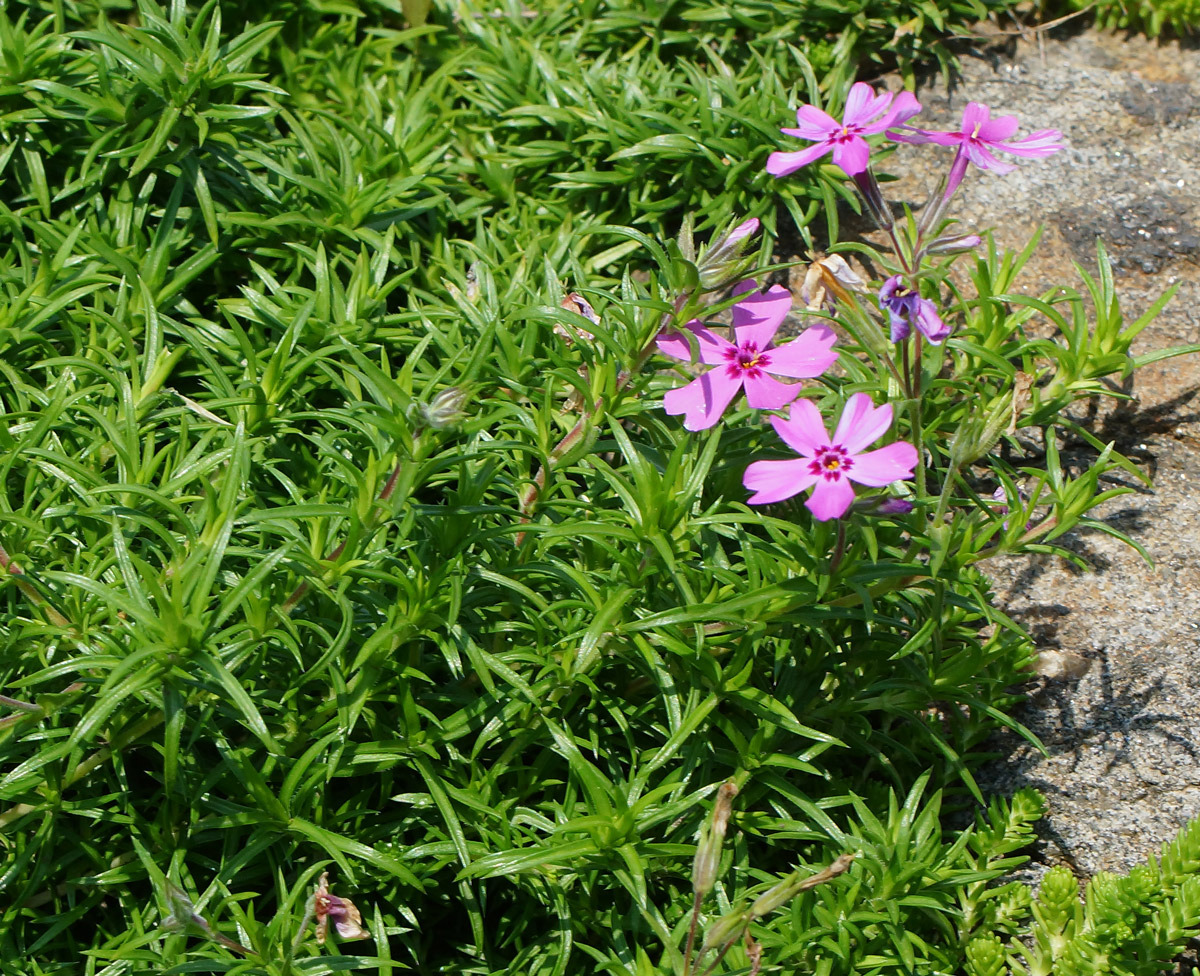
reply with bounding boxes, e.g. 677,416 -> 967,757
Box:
692,781 -> 737,896
419,387 -> 468,430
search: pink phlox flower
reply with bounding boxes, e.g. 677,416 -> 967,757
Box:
878,275 -> 950,344
889,101 -> 1063,195
743,393 -> 918,521
768,82 -> 922,179
658,281 -> 837,431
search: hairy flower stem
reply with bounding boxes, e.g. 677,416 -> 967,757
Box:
682,890 -> 705,976
696,938 -> 739,976
828,520 -> 847,576
910,334 -> 927,502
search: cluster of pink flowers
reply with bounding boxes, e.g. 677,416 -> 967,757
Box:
767,82 -> 1062,185
656,83 -> 1062,521
658,278 -> 917,520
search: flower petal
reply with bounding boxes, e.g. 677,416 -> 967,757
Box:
995,128 -> 1064,158
878,90 -> 922,129
846,441 -> 918,487
830,137 -> 871,176
744,459 -> 819,505
657,322 -> 735,366
842,83 -> 889,127
964,140 -> 1014,174
914,298 -> 950,344
767,144 -> 832,176
732,283 -> 792,347
886,125 -> 939,145
832,393 -> 893,455
770,397 -> 829,456
806,476 -> 856,520
663,368 -> 742,430
958,102 -> 992,135
793,103 -> 841,137
764,325 -> 838,378
725,218 -> 760,246
743,372 -> 801,410
976,112 -> 1020,142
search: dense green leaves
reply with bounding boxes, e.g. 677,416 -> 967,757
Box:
0,1 -> 1194,974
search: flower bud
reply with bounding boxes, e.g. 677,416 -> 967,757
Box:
692,781 -> 737,895
851,496 -> 914,517
948,393 -> 1009,466
697,218 -> 761,290
701,218 -> 760,267
926,232 -> 982,255
700,907 -> 748,954
419,387 -> 468,430
851,169 -> 893,230
750,853 -> 855,920
749,875 -> 800,918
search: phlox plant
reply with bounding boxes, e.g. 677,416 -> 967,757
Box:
5,5 -> 1200,976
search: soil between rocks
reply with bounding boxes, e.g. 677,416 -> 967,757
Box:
859,28 -> 1200,880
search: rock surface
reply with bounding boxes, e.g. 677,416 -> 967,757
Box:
878,28 -> 1200,879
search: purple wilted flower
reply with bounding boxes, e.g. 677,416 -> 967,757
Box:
658,282 -> 837,431
889,102 -> 1063,196
743,393 -> 919,520
767,83 -> 922,179
878,276 -> 950,344
313,872 -> 369,945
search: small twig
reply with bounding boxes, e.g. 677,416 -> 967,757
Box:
947,5 -> 1091,39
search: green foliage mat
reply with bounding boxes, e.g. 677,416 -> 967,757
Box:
2,1 -> 1198,974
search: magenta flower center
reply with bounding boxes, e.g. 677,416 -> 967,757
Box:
833,124 -> 862,144
724,341 -> 772,379
808,445 -> 852,482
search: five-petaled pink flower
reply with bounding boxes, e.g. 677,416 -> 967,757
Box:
889,101 -> 1063,196
658,281 -> 837,431
743,393 -> 918,520
767,82 -> 922,179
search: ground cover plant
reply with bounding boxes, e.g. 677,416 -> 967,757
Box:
2,1 -> 1200,974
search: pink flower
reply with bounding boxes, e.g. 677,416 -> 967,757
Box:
743,393 -> 918,520
889,102 -> 1063,196
767,82 -> 922,179
658,282 -> 837,431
